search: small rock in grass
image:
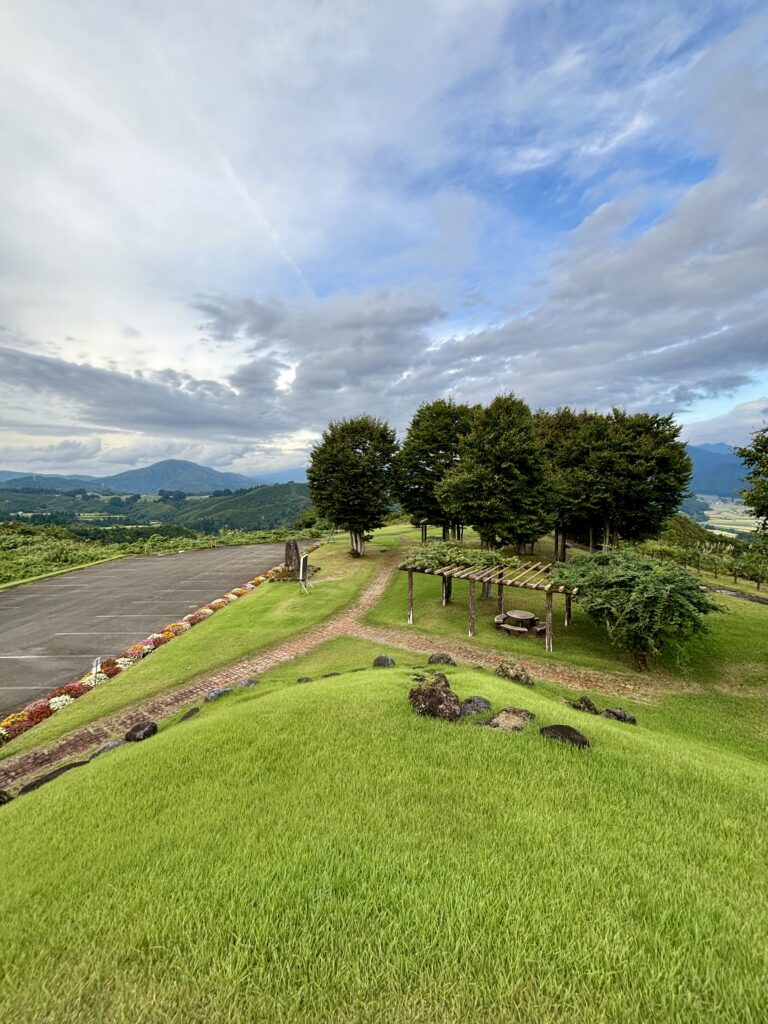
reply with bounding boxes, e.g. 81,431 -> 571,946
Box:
321,672 -> 341,678
486,707 -> 535,732
411,673 -> 426,682
409,676 -> 461,722
0,790 -> 13,805
373,655 -> 396,668
495,661 -> 534,687
239,678 -> 261,688
460,696 -> 492,716
125,721 -> 158,742
540,724 -> 590,749
205,687 -> 231,702
90,738 -> 127,759
180,707 -> 201,721
18,760 -> 90,794
602,707 -> 637,725
296,676 -> 313,683
565,695 -> 600,715
427,652 -> 456,666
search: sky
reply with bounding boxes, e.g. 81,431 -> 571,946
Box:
1,0 -> 767,476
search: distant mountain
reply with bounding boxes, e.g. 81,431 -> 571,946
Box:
688,444 -> 747,497
98,459 -> 257,495
175,482 -> 310,531
254,466 -> 307,484
0,473 -> 97,491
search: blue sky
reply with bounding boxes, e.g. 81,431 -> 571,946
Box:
0,0 -> 767,474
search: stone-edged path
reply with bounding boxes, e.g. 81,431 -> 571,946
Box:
0,550 -> 648,792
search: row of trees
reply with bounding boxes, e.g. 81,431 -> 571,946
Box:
306,394 -> 692,556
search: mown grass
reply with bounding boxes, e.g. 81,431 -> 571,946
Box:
364,565 -> 768,687
1,653 -> 766,1024
0,535 -> 400,761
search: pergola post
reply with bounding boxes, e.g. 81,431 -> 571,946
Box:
564,593 -> 572,627
407,570 -> 414,625
545,588 -> 554,652
443,576 -> 452,605
497,582 -> 504,615
468,579 -> 476,637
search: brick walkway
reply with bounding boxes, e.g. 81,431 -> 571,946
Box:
0,549 -> 649,793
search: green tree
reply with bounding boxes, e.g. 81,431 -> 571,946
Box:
436,393 -> 549,549
736,426 -> 768,534
396,397 -> 477,538
552,550 -> 720,670
307,415 -> 398,556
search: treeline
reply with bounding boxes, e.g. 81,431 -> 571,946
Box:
307,394 -> 692,556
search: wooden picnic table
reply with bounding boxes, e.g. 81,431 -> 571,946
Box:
505,610 -> 537,627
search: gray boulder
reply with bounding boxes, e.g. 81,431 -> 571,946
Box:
180,707 -> 201,721
239,678 -> 261,688
602,707 -> 637,725
428,652 -> 456,666
540,724 -> 590,749
460,696 -> 492,716
373,655 -> 396,668
296,676 -> 313,683
205,687 -> 231,701
125,721 -> 158,742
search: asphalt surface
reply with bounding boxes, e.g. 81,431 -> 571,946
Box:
0,543 -> 293,718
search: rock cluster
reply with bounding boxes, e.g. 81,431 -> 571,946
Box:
125,721 -> 157,742
427,652 -> 456,666
564,695 -> 637,724
460,696 -> 491,716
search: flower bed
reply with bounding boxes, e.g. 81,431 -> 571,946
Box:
0,542 -> 321,749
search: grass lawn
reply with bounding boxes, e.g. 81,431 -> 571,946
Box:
1,649 -> 766,1023
0,535 -> 398,762
364,566 -> 768,688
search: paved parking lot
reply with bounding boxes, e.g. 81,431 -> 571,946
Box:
0,544 -> 292,718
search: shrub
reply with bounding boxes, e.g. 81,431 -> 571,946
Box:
552,550 -> 720,669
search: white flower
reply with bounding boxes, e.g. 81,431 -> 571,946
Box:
48,694 -> 75,711
0,726 -> 10,743
116,658 -> 134,670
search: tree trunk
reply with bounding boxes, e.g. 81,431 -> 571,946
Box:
564,593 -> 572,627
602,519 -> 610,552
468,579 -> 476,637
407,570 -> 414,624
442,523 -> 450,541
560,531 -> 567,563
589,526 -> 594,553
553,528 -> 560,562
350,530 -> 365,556
545,589 -> 553,652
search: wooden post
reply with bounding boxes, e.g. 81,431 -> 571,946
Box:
482,580 -> 491,600
565,592 -> 572,627
407,570 -> 414,625
284,538 -> 300,577
545,588 -> 554,652
445,576 -> 452,604
468,579 -> 476,637
497,582 -> 503,615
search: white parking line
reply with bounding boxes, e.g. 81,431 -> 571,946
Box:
0,655 -> 98,659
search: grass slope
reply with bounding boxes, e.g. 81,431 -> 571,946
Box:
0,535 -> 398,762
1,656 -> 766,1023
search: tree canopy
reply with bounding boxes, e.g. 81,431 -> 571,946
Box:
736,426 -> 768,533
436,393 -> 549,548
395,397 -> 477,535
306,415 -> 398,556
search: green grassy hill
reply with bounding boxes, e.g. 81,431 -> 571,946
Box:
1,648 -> 766,1024
175,482 -> 310,531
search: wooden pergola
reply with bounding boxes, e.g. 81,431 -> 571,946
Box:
399,561 -> 578,652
